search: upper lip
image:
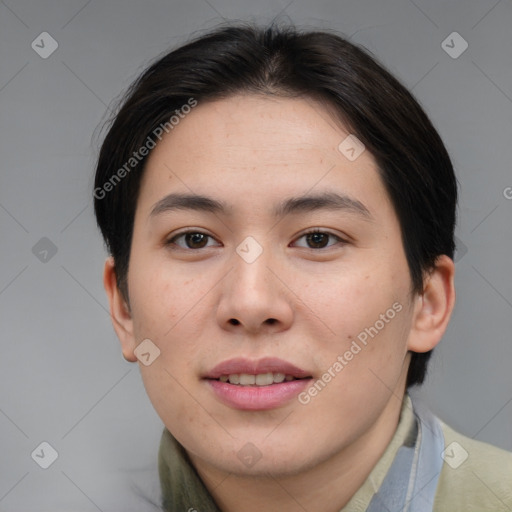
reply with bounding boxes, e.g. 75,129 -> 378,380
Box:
204,357 -> 311,379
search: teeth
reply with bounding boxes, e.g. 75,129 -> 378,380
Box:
273,372 -> 286,383
239,374 -> 256,385
219,373 -> 297,386
255,372 -> 273,386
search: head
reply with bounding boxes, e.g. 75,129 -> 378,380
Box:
95,23 -> 456,480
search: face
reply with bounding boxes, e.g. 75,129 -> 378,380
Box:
121,95 -> 421,477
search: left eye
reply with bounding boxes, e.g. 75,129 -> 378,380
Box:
293,231 -> 343,249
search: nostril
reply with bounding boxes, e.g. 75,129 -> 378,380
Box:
228,318 -> 277,326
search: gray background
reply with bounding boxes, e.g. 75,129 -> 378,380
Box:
1,0 -> 511,510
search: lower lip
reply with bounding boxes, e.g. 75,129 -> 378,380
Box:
206,378 -> 312,410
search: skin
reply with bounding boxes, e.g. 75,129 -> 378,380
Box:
104,94 -> 455,511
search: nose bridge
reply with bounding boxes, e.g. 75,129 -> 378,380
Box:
231,235 -> 274,297
216,235 -> 293,332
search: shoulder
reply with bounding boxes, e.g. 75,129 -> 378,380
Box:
434,419 -> 512,511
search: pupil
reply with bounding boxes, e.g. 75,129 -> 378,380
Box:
187,233 -> 207,248
307,233 -> 328,248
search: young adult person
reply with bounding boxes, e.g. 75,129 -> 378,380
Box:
94,23 -> 512,511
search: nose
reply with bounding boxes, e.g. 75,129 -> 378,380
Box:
216,242 -> 294,335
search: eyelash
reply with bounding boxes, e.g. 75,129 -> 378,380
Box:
165,229 -> 346,251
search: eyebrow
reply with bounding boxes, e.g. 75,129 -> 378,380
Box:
150,192 -> 373,220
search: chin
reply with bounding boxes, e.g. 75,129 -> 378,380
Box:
213,436 -> 322,476
217,450 -> 315,478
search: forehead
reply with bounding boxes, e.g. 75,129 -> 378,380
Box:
139,94 -> 391,220
149,95 -> 359,165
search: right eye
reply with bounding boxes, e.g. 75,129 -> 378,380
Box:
165,230 -> 221,250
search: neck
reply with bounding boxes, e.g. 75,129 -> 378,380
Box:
188,391 -> 406,512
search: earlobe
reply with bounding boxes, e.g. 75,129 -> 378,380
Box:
103,257 -> 137,362
407,255 -> 456,353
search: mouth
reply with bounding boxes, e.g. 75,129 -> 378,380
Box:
204,357 -> 313,410
204,356 -> 312,382
214,372 -> 306,386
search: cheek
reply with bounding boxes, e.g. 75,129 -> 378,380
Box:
128,252 -> 211,340
297,264 -> 399,335
297,262 -> 412,386
129,263 -> 225,418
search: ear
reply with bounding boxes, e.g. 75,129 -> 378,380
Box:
103,257 -> 137,362
407,254 -> 456,353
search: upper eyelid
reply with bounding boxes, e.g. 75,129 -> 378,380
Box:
294,228 -> 344,238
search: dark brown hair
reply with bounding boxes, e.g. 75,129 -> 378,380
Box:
94,22 -> 457,387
